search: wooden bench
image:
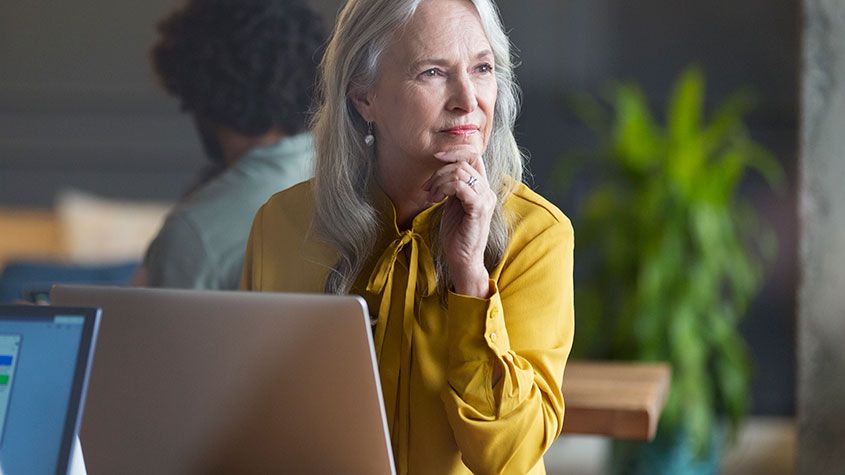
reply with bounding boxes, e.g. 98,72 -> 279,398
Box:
0,207 -> 64,266
1,201 -> 167,267
562,361 -> 672,441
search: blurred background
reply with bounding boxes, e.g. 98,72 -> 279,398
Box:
0,0 -> 799,473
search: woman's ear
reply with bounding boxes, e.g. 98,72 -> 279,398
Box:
350,88 -> 375,123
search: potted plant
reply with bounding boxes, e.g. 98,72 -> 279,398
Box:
556,66 -> 783,474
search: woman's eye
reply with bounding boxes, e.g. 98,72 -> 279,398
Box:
477,63 -> 494,74
420,68 -> 440,78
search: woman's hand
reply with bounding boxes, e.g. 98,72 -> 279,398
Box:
422,146 -> 496,298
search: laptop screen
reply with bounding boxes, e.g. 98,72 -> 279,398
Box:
0,306 -> 99,475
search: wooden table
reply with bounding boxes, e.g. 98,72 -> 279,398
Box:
561,361 -> 672,441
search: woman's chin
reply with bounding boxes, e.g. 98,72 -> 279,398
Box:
433,135 -> 485,153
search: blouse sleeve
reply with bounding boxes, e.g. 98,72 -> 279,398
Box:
440,218 -> 574,474
240,206 -> 264,291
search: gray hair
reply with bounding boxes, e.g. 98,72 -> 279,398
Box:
311,0 -> 523,297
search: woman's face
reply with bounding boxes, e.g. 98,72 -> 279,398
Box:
355,0 -> 497,179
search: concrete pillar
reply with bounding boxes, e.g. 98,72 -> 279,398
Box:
799,0 -> 845,472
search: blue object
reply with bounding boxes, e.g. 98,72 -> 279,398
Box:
0,261 -> 139,304
0,304 -> 101,475
609,422 -> 726,475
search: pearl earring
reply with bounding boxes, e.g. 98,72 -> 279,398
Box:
364,122 -> 375,146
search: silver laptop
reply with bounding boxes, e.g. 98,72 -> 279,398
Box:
0,305 -> 100,475
50,285 -> 395,475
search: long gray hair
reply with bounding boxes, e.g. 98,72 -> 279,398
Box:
311,0 -> 523,296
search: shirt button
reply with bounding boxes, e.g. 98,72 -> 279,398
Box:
490,332 -> 497,342
489,307 -> 498,319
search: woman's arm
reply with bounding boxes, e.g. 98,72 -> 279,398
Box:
441,218 -> 574,474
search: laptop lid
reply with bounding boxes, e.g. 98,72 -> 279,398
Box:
0,305 -> 100,475
50,285 -> 395,475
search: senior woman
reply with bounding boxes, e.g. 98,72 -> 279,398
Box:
241,0 -> 574,472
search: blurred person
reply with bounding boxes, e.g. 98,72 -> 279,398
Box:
136,0 -> 327,289
240,0 -> 574,472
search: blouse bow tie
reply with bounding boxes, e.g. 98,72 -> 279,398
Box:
366,229 -> 437,358
366,229 -> 437,470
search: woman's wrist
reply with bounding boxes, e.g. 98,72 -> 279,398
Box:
452,266 -> 491,299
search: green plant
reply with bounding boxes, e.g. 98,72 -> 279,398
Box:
560,66 -> 784,455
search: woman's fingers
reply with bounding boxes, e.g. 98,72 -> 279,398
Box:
474,150 -> 488,178
433,147 -> 488,185
423,161 -> 473,191
425,161 -> 486,204
429,176 -> 475,205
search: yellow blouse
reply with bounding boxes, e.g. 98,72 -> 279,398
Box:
241,180 -> 574,474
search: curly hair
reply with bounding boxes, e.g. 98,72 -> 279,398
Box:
152,0 -> 327,136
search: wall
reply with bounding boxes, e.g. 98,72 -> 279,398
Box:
0,0 -> 202,206
799,0 -> 845,471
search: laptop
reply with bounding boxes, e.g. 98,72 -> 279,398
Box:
50,285 -> 395,475
0,305 -> 100,475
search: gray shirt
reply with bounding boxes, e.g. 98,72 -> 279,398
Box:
144,133 -> 313,290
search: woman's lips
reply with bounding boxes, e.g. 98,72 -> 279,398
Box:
441,125 -> 479,137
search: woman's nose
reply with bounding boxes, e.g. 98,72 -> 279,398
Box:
447,73 -> 478,113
